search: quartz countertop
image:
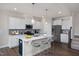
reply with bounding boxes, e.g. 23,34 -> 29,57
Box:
15,34 -> 53,42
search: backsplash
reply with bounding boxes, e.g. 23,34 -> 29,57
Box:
9,29 -> 40,35
9,29 -> 25,35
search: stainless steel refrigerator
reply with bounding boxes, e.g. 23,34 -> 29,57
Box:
52,25 -> 62,43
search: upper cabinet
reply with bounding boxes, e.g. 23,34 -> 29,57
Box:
9,17 -> 26,29
52,16 -> 72,29
62,17 -> 72,29
53,19 -> 62,25
9,16 -> 42,29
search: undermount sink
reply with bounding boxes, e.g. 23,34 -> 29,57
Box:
33,34 -> 40,37
33,35 -> 39,37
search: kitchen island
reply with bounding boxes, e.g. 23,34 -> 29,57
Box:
16,34 -> 52,56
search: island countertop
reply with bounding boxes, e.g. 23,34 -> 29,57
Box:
16,34 -> 53,42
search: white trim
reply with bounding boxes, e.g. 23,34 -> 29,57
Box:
0,44 -> 8,49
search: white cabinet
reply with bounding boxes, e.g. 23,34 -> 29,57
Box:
23,38 -> 51,56
31,38 -> 50,55
60,34 -> 68,43
62,17 -> 72,29
9,17 -> 42,29
53,19 -> 62,25
9,17 -> 26,29
9,36 -> 19,48
53,16 -> 72,29
40,38 -> 50,50
31,39 -> 41,55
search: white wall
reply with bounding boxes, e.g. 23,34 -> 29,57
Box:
72,13 -> 79,35
0,9 -> 25,48
0,10 -> 9,47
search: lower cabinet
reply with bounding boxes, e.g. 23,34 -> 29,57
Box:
60,34 -> 68,43
41,39 -> 50,50
31,38 -> 51,55
9,36 -> 19,48
31,39 -> 41,55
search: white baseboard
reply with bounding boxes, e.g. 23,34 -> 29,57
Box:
0,44 -> 8,49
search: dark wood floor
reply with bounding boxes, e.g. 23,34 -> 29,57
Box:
0,42 -> 79,56
35,42 -> 79,56
0,47 -> 19,56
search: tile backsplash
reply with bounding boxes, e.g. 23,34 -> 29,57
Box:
9,29 -> 25,35
9,29 -> 40,35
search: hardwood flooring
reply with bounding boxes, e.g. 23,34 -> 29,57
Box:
35,42 -> 79,56
0,42 -> 79,56
0,47 -> 19,56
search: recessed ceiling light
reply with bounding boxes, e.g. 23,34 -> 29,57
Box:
14,8 -> 17,10
58,11 -> 62,14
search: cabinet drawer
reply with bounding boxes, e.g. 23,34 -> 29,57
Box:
31,40 -> 41,47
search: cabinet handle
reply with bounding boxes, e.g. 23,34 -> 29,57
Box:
43,42 -> 48,44
33,45 -> 40,47
42,41 -> 48,44
32,44 -> 40,47
31,43 -> 40,47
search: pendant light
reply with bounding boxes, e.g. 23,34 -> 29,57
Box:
45,8 -> 48,24
31,3 -> 35,24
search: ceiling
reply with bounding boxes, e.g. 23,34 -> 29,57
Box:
0,3 -> 79,18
